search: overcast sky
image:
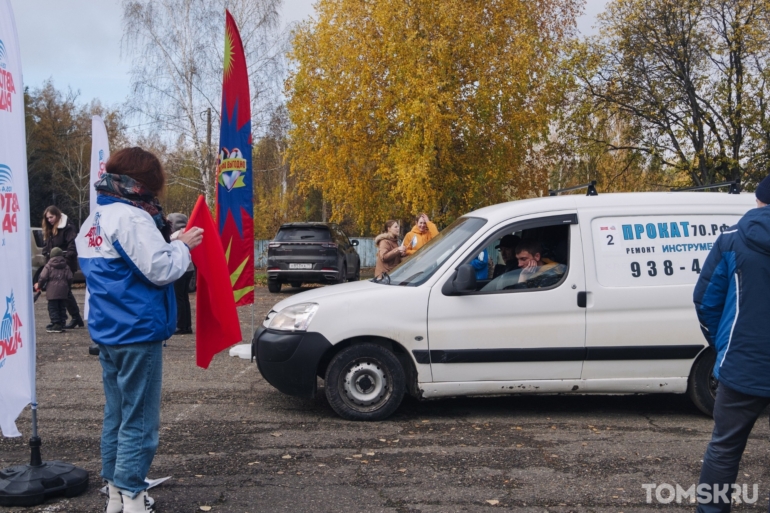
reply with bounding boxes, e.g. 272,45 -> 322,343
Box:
8,0 -> 608,108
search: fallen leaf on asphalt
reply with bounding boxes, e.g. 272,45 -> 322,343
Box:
398,469 -> 406,472
581,443 -> 587,446
352,454 -> 362,458
366,452 -> 375,456
379,439 -> 387,442
422,420 -> 429,423
276,471 -> 284,474
515,427 -> 522,430
486,500 -> 499,505
515,444 -> 522,447
318,464 -> 326,467
392,439 -> 399,442
200,507 -> 212,511
208,452 -> 216,455
248,461 -> 260,465
551,426 -> 557,430
281,455 -> 292,459
195,475 -> 203,478
271,432 -> 282,437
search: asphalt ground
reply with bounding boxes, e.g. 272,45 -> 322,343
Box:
1,286 -> 769,513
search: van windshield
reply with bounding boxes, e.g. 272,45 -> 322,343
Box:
384,217 -> 487,287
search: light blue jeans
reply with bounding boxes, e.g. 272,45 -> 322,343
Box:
99,341 -> 163,497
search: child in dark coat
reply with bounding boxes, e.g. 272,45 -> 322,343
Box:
35,247 -> 74,333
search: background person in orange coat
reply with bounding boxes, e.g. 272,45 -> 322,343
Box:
403,213 -> 439,256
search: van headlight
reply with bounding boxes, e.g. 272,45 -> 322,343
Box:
267,303 -> 319,332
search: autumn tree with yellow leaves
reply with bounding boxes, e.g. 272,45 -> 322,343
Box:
287,0 -> 582,231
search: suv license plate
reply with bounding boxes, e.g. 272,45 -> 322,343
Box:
289,263 -> 312,269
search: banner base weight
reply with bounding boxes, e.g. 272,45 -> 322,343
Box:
0,460 -> 89,507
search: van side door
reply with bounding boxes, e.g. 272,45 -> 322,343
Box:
426,212 -> 586,383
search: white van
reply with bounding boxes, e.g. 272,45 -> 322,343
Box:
252,191 -> 754,421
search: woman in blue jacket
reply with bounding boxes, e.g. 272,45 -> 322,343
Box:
76,147 -> 203,513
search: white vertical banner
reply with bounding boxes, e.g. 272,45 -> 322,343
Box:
84,116 -> 109,320
0,0 -> 35,438
89,116 -> 109,216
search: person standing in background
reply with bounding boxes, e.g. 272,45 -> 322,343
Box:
374,220 -> 406,279
41,205 -> 84,330
168,213 -> 195,335
403,213 -> 439,256
35,247 -> 73,333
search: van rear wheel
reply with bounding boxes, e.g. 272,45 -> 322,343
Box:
325,343 -> 405,421
687,348 -> 717,416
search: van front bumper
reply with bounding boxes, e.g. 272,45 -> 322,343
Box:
252,326 -> 332,398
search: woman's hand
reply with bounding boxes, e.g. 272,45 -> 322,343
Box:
178,227 -> 204,250
398,244 -> 407,255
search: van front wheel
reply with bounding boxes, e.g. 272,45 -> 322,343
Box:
687,348 -> 717,416
325,343 -> 405,421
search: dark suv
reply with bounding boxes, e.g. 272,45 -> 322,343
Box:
266,223 -> 361,293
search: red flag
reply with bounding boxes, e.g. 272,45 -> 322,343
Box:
188,195 -> 242,369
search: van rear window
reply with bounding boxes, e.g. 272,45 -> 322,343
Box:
590,215 -> 741,287
275,227 -> 332,242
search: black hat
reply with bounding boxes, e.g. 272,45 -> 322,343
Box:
757,175 -> 770,205
50,247 -> 64,258
496,234 -> 519,249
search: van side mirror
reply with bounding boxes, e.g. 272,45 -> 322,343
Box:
351,239 -> 359,246
441,264 -> 477,296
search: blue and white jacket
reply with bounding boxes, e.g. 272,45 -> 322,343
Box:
694,206 -> 770,397
470,248 -> 489,280
76,197 -> 191,345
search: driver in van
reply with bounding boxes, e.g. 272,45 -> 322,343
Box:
515,239 -> 566,288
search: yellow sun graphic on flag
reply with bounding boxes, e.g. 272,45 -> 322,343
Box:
223,27 -> 235,80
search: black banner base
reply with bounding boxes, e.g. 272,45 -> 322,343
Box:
0,460 -> 89,507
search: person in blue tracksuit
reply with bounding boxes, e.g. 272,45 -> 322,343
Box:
76,147 -> 203,513
693,175 -> 770,513
470,247 -> 489,280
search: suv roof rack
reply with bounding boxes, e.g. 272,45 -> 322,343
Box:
549,180 -> 598,197
672,180 -> 741,194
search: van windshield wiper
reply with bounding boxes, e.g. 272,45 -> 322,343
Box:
397,271 -> 423,286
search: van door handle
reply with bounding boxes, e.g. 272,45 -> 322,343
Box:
577,291 -> 587,308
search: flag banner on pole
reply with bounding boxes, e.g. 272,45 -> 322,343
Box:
0,0 -> 35,438
216,10 -> 254,307
188,195 -> 242,369
84,116 -> 110,321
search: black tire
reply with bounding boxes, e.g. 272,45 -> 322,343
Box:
324,343 -> 406,421
687,348 -> 717,416
352,263 -> 361,281
337,260 -> 348,284
267,280 -> 282,293
290,281 -> 302,288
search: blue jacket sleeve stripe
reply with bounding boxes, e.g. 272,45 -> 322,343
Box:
694,237 -> 731,346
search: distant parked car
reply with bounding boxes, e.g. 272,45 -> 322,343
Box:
31,227 -> 85,284
266,223 -> 361,293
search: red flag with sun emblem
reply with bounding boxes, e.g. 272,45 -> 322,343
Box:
216,10 -> 254,306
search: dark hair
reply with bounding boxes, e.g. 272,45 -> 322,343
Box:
106,147 -> 165,194
515,239 -> 542,257
42,205 -> 62,241
383,220 -> 398,233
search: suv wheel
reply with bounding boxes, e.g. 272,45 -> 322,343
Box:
337,260 -> 348,284
687,348 -> 717,416
267,280 -> 282,293
352,263 -> 361,282
325,343 -> 406,421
